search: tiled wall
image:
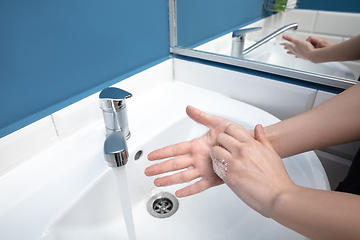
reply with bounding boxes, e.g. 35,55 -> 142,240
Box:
246,9 -> 360,79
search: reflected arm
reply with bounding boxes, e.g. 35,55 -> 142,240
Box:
308,34 -> 360,63
283,34 -> 360,63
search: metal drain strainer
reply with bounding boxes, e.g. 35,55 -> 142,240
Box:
147,192 -> 179,218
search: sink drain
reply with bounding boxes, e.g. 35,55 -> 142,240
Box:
147,192 -> 179,218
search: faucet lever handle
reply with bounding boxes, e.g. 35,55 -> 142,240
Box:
232,27 -> 262,38
99,87 -> 132,100
99,87 -> 132,112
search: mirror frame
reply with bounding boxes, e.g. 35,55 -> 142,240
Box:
169,0 -> 356,90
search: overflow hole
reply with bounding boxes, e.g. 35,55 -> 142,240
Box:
134,150 -> 143,161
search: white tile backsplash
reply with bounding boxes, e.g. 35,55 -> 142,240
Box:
0,116 -> 59,177
52,94 -> 103,140
284,9 -> 317,32
312,90 -> 336,108
174,58 -> 317,120
314,11 -> 360,37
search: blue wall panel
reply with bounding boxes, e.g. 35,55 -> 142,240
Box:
298,0 -> 360,13
0,0 -> 169,138
177,0 -> 269,48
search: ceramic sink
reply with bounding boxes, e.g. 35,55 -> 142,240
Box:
36,82 -> 329,240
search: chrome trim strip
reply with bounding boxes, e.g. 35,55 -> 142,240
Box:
169,0 -> 177,48
171,46 -> 356,89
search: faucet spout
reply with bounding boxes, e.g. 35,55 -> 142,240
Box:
231,23 -> 298,58
104,131 -> 129,167
243,23 -> 298,56
99,87 -> 132,167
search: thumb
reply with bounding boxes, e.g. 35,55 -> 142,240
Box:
254,124 -> 275,151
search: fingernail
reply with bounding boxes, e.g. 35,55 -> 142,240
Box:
256,124 -> 264,133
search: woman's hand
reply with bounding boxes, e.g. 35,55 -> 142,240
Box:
305,36 -> 336,49
282,35 -> 317,61
144,106 -> 237,198
210,124 -> 296,218
282,35 -> 338,63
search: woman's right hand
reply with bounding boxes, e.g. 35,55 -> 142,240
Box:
305,36 -> 336,49
144,106 -> 237,198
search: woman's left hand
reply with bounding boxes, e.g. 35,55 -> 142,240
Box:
210,124 -> 296,218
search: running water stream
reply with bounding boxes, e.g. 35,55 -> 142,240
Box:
113,167 -> 137,240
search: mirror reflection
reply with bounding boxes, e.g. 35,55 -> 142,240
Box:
176,0 -> 360,82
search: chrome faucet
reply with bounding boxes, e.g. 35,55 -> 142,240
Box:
99,87 -> 132,167
231,23 -> 298,58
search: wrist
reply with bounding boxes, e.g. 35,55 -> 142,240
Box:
306,49 -> 322,63
269,184 -> 302,220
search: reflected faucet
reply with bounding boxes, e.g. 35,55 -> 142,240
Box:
99,87 -> 132,167
231,23 -> 298,58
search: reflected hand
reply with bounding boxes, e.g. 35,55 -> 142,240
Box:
144,106 -> 236,198
282,35 -> 316,61
306,36 -> 336,49
210,124 -> 295,218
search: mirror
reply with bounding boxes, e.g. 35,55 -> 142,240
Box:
170,0 -> 360,89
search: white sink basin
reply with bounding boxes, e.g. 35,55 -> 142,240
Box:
37,83 -> 329,240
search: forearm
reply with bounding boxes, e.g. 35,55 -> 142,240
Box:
264,83 -> 360,158
307,34 -> 360,63
272,186 -> 360,240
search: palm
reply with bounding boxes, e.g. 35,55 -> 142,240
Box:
145,106 -> 233,197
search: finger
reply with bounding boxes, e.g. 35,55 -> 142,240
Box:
175,177 -> 222,198
153,168 -> 199,187
282,34 -> 296,43
254,124 -> 275,152
306,36 -> 319,46
148,142 -> 190,160
210,145 -> 232,161
282,42 -> 292,47
186,105 -> 222,129
317,42 -> 326,48
144,155 -> 192,176
215,133 -> 240,154
224,124 -> 251,143
282,42 -> 295,49
306,36 -> 315,43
